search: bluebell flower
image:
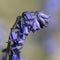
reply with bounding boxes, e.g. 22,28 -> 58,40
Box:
31,19 -> 40,31
23,26 -> 29,36
22,11 -> 33,21
4,11 -> 50,60
39,17 -> 46,26
11,30 -> 17,40
35,11 -> 50,28
12,53 -> 19,60
8,29 -> 17,42
38,12 -> 50,25
18,38 -> 26,44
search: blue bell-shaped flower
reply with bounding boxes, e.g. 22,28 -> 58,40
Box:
35,12 -> 49,28
38,12 -> 50,25
23,26 -> 29,36
22,11 -> 33,21
29,21 -> 36,32
35,11 -> 50,27
31,20 -> 40,32
12,53 -> 19,60
11,30 -> 17,40
34,18 -> 41,30
18,38 -> 26,45
39,17 -> 46,26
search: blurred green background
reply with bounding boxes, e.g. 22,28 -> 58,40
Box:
0,0 -> 60,60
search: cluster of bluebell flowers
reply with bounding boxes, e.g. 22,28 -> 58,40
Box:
2,11 -> 50,60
